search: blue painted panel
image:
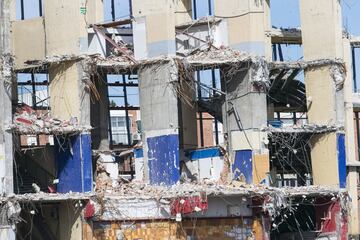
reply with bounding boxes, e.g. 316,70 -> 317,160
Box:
147,134 -> 180,185
81,134 -> 93,192
233,150 -> 253,184
134,148 -> 144,158
188,147 -> 222,160
55,134 -> 93,193
337,134 -> 347,188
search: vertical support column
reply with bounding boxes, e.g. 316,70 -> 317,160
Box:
344,37 -> 360,235
132,0 -> 176,59
214,0 -> 271,57
49,60 -> 93,192
139,61 -> 180,185
300,0 -> 345,188
222,62 -> 269,183
0,1 -> 15,238
91,74 -> 109,150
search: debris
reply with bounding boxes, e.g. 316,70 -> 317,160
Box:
32,183 -> 41,193
10,105 -> 92,134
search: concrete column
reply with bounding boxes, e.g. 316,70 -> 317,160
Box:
132,0 -> 176,59
222,63 -> 269,184
343,38 -> 360,235
0,0 -> 14,197
0,1 -> 15,239
49,60 -> 93,193
139,61 -> 180,185
300,0 -> 346,188
91,75 -> 109,150
214,0 -> 271,57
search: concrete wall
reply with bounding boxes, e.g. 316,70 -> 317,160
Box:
0,0 -> 14,197
221,62 -> 269,181
300,0 -> 345,188
11,0 -> 103,63
43,0 -> 103,56
11,18 -> 45,68
49,61 -> 81,121
299,0 -> 343,60
139,61 -> 180,185
91,75 -> 109,150
133,0 -> 176,57
305,66 -> 338,125
179,77 -> 197,149
214,0 -> 271,56
310,133 -> 340,187
59,202 -> 83,240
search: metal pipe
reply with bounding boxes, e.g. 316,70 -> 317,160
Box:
212,69 -> 219,145
208,0 -> 212,15
129,0 -> 133,17
193,0 -> 197,20
111,0 -> 115,21
39,0 -> 43,17
356,112 -> 360,161
20,0 -> 25,20
106,75 -> 114,147
197,71 -> 204,147
123,75 -> 132,145
272,44 -> 277,61
352,47 -> 357,92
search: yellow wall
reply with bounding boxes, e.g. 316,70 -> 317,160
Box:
305,66 -> 337,125
133,0 -> 176,45
49,61 -> 81,120
11,18 -> 45,68
300,0 -> 343,60
310,133 -> 340,187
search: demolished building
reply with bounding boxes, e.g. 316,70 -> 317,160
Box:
0,0 -> 360,239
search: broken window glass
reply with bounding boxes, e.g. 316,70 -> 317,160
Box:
107,74 -> 140,147
17,72 -> 49,109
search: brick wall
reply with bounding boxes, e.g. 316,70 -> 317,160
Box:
84,218 -> 264,240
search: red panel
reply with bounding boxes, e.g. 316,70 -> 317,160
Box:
315,199 -> 348,240
84,200 -> 95,219
171,193 -> 208,215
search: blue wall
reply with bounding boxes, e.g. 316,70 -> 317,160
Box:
147,134 -> 180,185
337,133 -> 347,188
55,133 -> 93,193
134,148 -> 144,158
233,150 -> 253,184
187,147 -> 221,160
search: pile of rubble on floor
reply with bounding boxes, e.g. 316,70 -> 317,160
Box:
10,104 -> 91,134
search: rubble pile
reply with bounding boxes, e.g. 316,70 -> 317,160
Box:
266,123 -> 343,133
10,105 -> 91,134
186,47 -> 254,66
97,180 -> 340,200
